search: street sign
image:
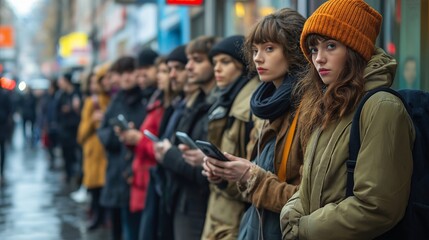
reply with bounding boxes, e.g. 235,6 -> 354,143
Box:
0,26 -> 14,48
166,0 -> 203,6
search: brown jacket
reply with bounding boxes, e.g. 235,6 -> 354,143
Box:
239,108 -> 303,213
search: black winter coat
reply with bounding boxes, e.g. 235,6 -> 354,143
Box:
97,87 -> 149,208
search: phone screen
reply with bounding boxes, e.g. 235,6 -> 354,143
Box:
195,140 -> 229,162
108,115 -> 129,130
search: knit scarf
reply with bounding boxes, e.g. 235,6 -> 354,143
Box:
209,74 -> 250,114
250,74 -> 298,121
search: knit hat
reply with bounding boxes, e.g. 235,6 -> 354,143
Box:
137,48 -> 159,68
94,62 -> 111,80
62,72 -> 73,84
209,35 -> 246,66
166,45 -> 188,65
301,0 -> 382,62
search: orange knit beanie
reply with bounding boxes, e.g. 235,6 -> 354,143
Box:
301,0 -> 382,62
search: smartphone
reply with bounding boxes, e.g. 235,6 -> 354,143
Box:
195,140 -> 229,162
175,131 -> 198,149
109,114 -> 129,130
143,129 -> 160,142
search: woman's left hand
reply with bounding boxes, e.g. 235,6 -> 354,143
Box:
205,153 -> 253,183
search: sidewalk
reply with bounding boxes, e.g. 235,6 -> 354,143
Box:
0,121 -> 110,240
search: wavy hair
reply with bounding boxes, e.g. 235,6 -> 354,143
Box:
295,34 -> 367,148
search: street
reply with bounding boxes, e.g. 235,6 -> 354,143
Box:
0,120 -> 110,240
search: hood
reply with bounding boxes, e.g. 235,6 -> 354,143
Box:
363,47 -> 397,91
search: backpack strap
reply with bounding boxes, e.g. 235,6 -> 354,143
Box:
346,87 -> 406,197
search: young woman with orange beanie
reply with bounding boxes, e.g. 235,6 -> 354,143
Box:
280,0 -> 414,239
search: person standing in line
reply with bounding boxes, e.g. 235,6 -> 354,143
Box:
280,1 -> 414,239
203,8 -> 308,240
97,56 -> 147,240
56,72 -> 82,184
139,46 -> 189,240
154,36 -> 220,240
77,63 -> 111,231
39,80 -> 60,170
200,35 -> 261,240
112,48 -> 161,240
0,85 -> 12,184
20,86 -> 37,148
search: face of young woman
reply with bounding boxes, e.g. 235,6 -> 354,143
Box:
157,63 -> 170,92
309,39 -> 347,86
89,75 -> 101,94
252,42 -> 289,88
119,71 -> 138,90
212,54 -> 243,89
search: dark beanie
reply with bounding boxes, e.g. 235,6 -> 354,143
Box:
209,35 -> 245,66
166,45 -> 188,65
137,48 -> 159,67
62,72 -> 73,84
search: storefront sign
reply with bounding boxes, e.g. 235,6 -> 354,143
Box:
0,26 -> 14,48
166,0 -> 203,6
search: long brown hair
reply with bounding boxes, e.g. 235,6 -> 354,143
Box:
296,34 -> 367,148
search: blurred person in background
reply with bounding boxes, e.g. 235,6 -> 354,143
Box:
403,57 -> 417,89
118,55 -> 175,240
97,56 -> 147,240
39,80 -> 60,170
113,49 -> 161,239
201,35 -> 260,240
143,45 -> 188,240
20,86 -> 37,148
136,48 -> 159,102
77,63 -> 111,231
0,85 -> 12,184
56,72 -> 82,184
112,48 -> 160,240
137,56 -> 176,240
154,36 -> 219,240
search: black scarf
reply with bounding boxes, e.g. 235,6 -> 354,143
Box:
216,74 -> 250,108
250,73 -> 298,121
208,74 -> 250,120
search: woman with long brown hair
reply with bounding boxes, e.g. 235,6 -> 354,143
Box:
281,1 -> 414,239
203,8 -> 308,240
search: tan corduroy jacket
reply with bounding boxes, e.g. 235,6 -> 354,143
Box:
202,76 -> 260,240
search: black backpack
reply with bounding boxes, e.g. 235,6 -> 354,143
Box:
347,88 -> 429,240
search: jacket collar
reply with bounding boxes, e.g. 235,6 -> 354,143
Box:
363,47 -> 397,91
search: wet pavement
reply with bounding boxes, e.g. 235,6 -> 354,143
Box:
0,121 -> 110,240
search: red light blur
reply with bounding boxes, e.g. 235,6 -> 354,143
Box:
0,77 -> 16,90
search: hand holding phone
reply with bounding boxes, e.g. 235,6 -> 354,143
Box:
176,131 -> 198,149
195,140 -> 229,162
109,114 -> 129,131
144,129 -> 160,142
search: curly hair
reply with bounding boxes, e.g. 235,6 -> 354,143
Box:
243,8 -> 307,76
295,34 -> 367,148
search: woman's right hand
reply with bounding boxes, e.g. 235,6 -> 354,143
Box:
204,153 -> 253,184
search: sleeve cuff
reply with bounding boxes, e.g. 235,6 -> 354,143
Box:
298,215 -> 309,240
237,165 -> 266,198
